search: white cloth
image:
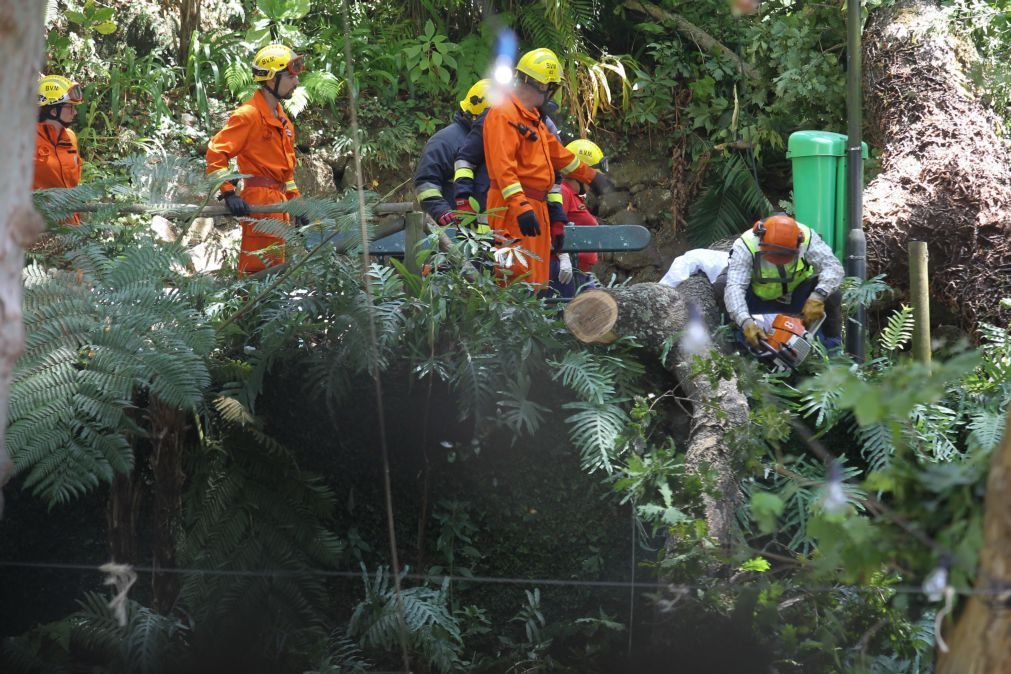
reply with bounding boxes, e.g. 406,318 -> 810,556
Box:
557,253 -> 573,284
659,249 -> 729,289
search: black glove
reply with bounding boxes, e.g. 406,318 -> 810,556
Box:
294,214 -> 310,226
221,192 -> 250,217
552,232 -> 565,254
588,172 -> 615,197
517,210 -> 541,237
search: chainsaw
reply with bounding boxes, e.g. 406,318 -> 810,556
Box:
752,313 -> 825,372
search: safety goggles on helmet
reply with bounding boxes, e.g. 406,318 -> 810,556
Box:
285,54 -> 305,76
65,83 -> 83,104
523,75 -> 559,99
38,75 -> 84,107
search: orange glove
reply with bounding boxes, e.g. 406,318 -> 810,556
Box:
742,318 -> 768,348
802,294 -> 826,327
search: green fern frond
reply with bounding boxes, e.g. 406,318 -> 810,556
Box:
858,421 -> 896,473
301,70 -> 344,104
178,440 -> 342,652
966,408 -> 1005,453
879,304 -> 914,353
11,254 -> 213,506
564,401 -> 628,474
550,351 -> 616,405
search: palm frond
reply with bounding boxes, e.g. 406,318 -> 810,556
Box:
684,154 -> 773,247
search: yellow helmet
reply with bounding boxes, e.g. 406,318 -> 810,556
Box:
566,139 -> 607,171
460,79 -> 491,116
516,48 -> 562,85
252,44 -> 305,82
38,74 -> 83,107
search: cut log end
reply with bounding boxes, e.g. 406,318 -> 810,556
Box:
565,290 -> 619,344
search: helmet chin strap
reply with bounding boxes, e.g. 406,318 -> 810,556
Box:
269,74 -> 283,98
267,74 -> 293,100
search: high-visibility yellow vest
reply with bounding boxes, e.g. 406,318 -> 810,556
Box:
741,224 -> 814,300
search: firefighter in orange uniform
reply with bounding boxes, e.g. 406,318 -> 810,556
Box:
483,48 -> 613,288
35,74 -> 84,225
206,44 -> 307,274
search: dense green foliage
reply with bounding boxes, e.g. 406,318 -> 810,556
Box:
4,0 -> 1011,672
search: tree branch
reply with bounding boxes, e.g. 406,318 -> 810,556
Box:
624,0 -> 760,81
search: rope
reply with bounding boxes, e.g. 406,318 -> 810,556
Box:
340,0 -> 412,671
0,558 -> 1005,598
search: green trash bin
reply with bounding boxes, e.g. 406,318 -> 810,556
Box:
786,131 -> 868,260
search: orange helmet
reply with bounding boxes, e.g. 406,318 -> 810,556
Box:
753,214 -> 802,265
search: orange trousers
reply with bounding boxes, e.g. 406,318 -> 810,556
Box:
485,192 -> 551,288
237,185 -> 289,274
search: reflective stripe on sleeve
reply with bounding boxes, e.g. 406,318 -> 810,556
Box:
501,182 -> 523,199
559,157 -> 581,175
416,188 -> 443,201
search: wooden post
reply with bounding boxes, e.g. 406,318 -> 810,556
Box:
404,211 -> 425,275
909,240 -> 931,365
936,403 -> 1011,673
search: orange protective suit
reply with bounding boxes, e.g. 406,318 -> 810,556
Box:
483,92 -> 597,287
206,88 -> 300,273
34,122 -> 82,225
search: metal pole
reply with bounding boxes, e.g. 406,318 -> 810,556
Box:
909,241 -> 932,366
844,0 -> 866,361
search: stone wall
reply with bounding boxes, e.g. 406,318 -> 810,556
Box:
588,136 -> 685,284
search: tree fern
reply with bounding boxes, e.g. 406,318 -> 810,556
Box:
177,435 -> 343,659
11,246 -> 213,506
684,153 -> 774,247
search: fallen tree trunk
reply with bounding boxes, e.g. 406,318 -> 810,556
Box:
863,0 -> 1011,327
565,276 -> 748,546
936,404 -> 1011,673
71,199 -> 416,217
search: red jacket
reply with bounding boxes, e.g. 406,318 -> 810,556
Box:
561,181 -> 598,272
